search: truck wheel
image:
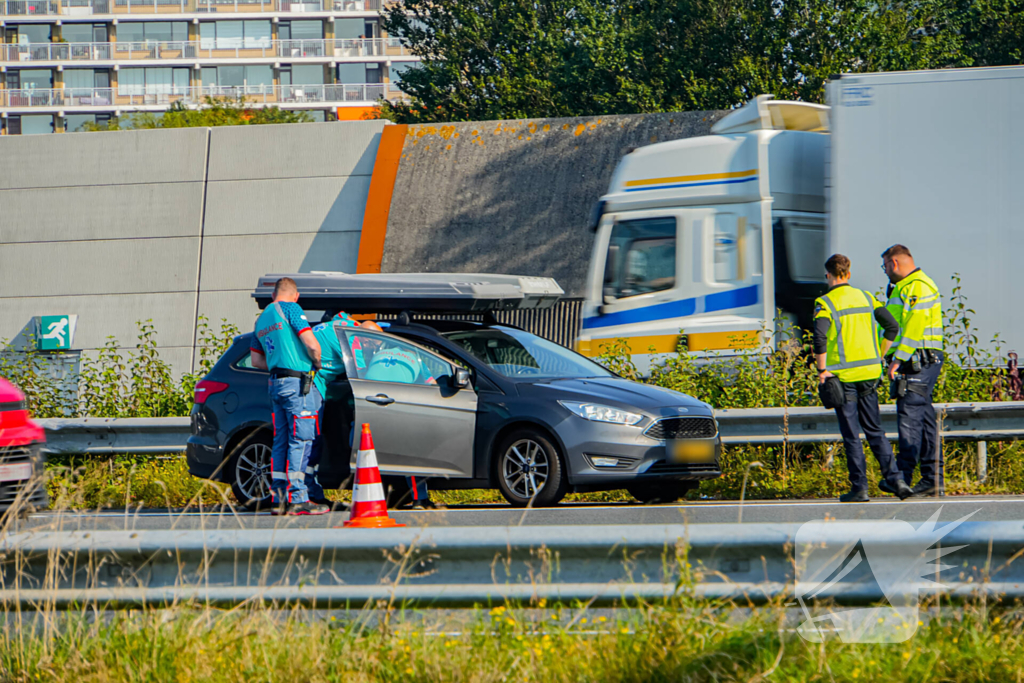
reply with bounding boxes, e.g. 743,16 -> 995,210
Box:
495,428 -> 568,508
228,430 -> 274,511
627,480 -> 697,504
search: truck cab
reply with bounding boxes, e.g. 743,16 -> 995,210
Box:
578,96 -> 830,372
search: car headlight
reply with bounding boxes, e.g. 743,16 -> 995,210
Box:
558,401 -> 643,426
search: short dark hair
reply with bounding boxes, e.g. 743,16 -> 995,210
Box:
882,244 -> 912,260
825,254 -> 851,278
273,277 -> 298,298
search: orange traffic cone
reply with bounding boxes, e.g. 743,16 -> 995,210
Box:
342,423 -> 405,528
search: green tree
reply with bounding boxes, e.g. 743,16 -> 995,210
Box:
380,0 -> 1023,123
83,97 -> 314,131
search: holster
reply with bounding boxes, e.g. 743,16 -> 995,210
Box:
889,376 -> 908,400
300,371 -> 314,396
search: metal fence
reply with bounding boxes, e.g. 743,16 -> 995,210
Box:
0,38 -> 409,63
0,82 -> 395,108
1,0 -> 393,13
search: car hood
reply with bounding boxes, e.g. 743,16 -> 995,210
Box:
524,377 -> 713,418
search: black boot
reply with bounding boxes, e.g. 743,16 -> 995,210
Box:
839,489 -> 869,503
911,481 -> 945,497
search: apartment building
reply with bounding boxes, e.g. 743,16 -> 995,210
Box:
0,0 -> 418,134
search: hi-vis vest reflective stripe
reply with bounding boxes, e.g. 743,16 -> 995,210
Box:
254,302 -> 313,373
815,285 -> 884,383
892,269 -> 942,362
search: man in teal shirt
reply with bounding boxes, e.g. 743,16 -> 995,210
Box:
305,310 -> 359,507
250,277 -> 325,515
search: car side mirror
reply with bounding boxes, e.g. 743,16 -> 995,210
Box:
455,368 -> 471,389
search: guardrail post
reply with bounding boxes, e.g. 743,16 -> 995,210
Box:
978,441 -> 988,484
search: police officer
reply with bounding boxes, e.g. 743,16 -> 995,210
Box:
815,254 -> 912,502
249,277 -> 328,516
882,244 -> 945,497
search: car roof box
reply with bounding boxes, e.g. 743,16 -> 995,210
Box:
252,272 -> 564,313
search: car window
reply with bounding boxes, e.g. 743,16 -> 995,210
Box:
233,350 -> 264,371
343,330 -> 450,386
443,326 -> 614,379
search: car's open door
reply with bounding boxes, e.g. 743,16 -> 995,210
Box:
341,328 -> 477,478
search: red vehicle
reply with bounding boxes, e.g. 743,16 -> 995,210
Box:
0,378 -> 47,515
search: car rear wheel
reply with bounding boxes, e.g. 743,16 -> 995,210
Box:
229,430 -> 274,510
627,480 -> 697,504
495,429 -> 568,508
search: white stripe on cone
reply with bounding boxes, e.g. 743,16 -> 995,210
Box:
356,447 -> 378,469
353,482 -> 386,503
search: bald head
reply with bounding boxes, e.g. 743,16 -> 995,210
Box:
272,277 -> 299,303
359,320 -> 383,333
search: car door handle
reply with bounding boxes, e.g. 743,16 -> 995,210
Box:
365,394 -> 395,406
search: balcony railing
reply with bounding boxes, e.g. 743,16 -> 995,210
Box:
0,0 -> 395,13
0,38 -> 409,62
0,82 -> 398,107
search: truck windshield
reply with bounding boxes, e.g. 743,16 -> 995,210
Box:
443,327 -> 614,379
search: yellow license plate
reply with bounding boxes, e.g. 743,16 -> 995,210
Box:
671,440 -> 715,464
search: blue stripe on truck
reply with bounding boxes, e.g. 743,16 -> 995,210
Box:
581,285 -> 760,330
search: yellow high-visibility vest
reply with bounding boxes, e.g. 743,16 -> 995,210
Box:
814,285 -> 884,383
891,269 -> 942,362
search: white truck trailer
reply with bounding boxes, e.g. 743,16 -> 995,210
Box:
578,66 -> 1024,371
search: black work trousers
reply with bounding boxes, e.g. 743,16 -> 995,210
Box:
896,356 -> 944,487
834,378 -> 902,493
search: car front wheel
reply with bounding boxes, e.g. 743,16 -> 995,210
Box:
494,429 -> 568,507
228,430 -> 274,510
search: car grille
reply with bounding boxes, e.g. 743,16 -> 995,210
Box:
645,461 -> 720,476
644,417 -> 718,440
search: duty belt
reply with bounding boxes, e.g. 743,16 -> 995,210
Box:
270,368 -> 307,379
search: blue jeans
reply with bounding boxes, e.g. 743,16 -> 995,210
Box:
269,376 -> 322,505
306,393 -> 326,501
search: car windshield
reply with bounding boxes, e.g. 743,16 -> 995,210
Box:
443,326 -> 614,379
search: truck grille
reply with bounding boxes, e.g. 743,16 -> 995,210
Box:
644,417 -> 718,441
0,446 -> 34,465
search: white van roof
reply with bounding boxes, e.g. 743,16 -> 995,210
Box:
252,272 -> 564,313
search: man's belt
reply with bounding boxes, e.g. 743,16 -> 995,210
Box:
270,368 -> 307,379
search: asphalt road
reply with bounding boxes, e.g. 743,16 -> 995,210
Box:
10,495 -> 1024,533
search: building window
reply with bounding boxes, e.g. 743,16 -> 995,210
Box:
278,20 -> 322,40
10,24 -> 51,43
201,65 -> 272,89
6,69 -> 54,90
118,67 -> 190,95
61,24 -> 108,43
118,22 -> 188,45
199,21 -> 271,49
20,115 -> 55,135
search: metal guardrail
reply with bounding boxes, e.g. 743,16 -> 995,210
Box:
0,38 -> 409,63
1,522 -> 1022,607
1,0 -> 393,15
38,417 -> 190,455
37,401 -> 1024,457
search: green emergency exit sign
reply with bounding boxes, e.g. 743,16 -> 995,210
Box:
36,315 -> 75,351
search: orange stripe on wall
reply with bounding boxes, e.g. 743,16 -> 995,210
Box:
356,123 -> 407,274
